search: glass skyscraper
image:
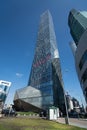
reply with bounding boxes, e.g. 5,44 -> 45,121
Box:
68,9 -> 87,45
14,10 -> 66,114
68,9 -> 87,103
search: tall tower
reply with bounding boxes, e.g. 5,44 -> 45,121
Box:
68,9 -> 87,103
28,10 -> 60,87
14,10 -> 65,114
68,9 -> 87,46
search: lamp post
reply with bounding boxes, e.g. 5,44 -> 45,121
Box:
64,91 -> 69,124
62,69 -> 69,124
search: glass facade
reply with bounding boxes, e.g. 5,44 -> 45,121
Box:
81,68 -> 87,83
68,9 -> 87,103
52,58 -> 65,113
79,50 -> 87,70
84,87 -> 87,101
0,80 -> 11,104
14,10 -> 65,114
68,9 -> 87,45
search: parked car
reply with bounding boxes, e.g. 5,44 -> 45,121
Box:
68,110 -> 79,118
1,108 -> 17,116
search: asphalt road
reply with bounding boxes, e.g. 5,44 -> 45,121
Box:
57,118 -> 87,129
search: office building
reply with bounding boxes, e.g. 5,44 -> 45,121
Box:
14,10 -> 66,114
66,94 -> 73,112
0,80 -> 11,109
68,9 -> 87,103
72,97 -> 80,108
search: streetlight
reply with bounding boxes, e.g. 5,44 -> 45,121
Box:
63,90 -> 69,124
62,69 -> 69,124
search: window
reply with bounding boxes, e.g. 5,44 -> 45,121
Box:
84,87 -> 87,99
81,68 -> 87,83
79,50 -> 87,70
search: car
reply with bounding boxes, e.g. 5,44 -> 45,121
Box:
1,108 -> 17,116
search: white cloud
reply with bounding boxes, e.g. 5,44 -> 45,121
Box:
16,73 -> 23,78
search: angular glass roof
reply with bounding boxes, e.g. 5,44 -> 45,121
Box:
80,11 -> 87,18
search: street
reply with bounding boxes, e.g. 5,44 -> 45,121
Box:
57,118 -> 87,129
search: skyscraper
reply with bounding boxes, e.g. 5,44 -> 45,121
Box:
68,9 -> 87,103
14,10 -> 65,114
68,9 -> 87,46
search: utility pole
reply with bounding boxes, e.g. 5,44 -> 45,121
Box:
62,69 -> 69,124
64,91 -> 69,124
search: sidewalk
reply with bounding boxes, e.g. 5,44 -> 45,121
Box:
57,118 -> 87,129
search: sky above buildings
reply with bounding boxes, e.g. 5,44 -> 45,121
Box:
0,0 -> 87,106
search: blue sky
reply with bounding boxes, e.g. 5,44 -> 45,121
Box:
0,0 -> 87,106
